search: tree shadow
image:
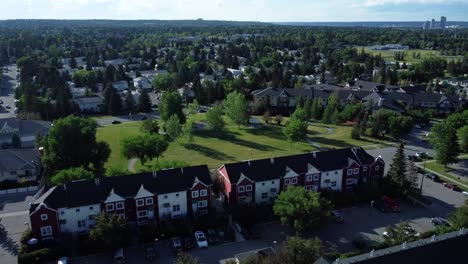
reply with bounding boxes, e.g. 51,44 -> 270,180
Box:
307,137 -> 354,149
245,125 -> 286,140
195,129 -> 280,151
184,144 -> 236,161
0,231 -> 19,256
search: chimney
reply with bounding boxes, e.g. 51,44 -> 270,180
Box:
370,249 -> 375,257
95,178 -> 100,186
247,160 -> 251,167
152,171 -> 157,178
63,183 -> 67,191
270,158 -> 274,165
312,151 -> 317,158
402,242 -> 407,249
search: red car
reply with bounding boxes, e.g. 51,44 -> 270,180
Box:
382,196 -> 400,212
443,182 -> 456,190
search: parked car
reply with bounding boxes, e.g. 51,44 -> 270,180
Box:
382,231 -> 392,239
431,217 -> 451,227
171,237 -> 183,254
144,245 -> 156,261
331,210 -> 344,223
183,236 -> 195,250
382,196 -> 400,212
373,200 -> 388,213
207,229 -> 219,244
462,191 -> 468,197
57,257 -> 69,264
443,182 -> 456,190
403,226 -> 420,237
194,231 -> 208,248
415,152 -> 428,159
111,120 -> 122,124
113,248 -> 125,264
425,173 -> 439,182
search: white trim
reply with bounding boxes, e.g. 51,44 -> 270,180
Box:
134,184 -> 154,199
284,179 -> 290,185
313,174 -> 320,181
363,166 -> 368,171
346,179 -> 355,185
192,190 -> 199,198
191,177 -> 208,188
136,199 -> 144,207
198,200 -> 208,208
137,210 -> 148,218
246,185 -> 253,191
353,168 -> 359,174
238,186 -> 245,193
40,214 -> 48,221
145,197 -> 153,205
106,203 -> 114,211
40,226 -> 53,236
347,169 -> 353,175
200,189 -> 208,197
306,175 -> 313,182
116,202 -> 124,210
104,189 -> 125,203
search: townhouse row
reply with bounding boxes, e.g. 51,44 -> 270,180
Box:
29,147 -> 385,241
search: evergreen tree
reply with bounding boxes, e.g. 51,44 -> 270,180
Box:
125,92 -> 136,114
310,98 -> 323,120
138,89 -> 152,113
109,90 -> 122,115
407,160 -> 419,193
387,142 -> 409,194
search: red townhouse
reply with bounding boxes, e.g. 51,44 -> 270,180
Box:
29,165 -> 212,240
219,147 -> 384,206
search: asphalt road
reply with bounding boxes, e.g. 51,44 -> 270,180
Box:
0,64 -> 18,119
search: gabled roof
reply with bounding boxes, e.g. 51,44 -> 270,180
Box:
30,165 -> 212,211
221,147 -> 379,183
0,149 -> 40,172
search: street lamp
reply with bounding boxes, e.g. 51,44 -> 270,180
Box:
419,152 -> 429,198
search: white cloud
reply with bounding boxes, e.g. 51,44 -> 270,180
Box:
353,0 -> 464,7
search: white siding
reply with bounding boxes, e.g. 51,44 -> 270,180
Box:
320,170 -> 343,191
157,191 -> 187,220
58,204 -> 100,233
255,179 -> 280,204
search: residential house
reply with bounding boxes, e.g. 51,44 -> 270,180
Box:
412,93 -> 463,114
73,97 -> 103,113
133,77 -> 152,90
344,79 -> 399,92
0,118 -> 51,148
227,68 -> 243,78
218,147 -> 384,206
0,149 -> 41,182
178,83 -> 196,102
112,81 -> 129,92
29,165 -> 213,240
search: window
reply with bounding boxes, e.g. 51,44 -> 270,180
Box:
60,211 -> 65,215
198,200 -> 208,208
145,197 -> 153,205
271,181 -> 275,184
200,189 -> 208,197
246,185 -> 252,191
284,179 -> 290,185
40,226 -> 52,237
192,190 -> 199,198
106,204 -> 114,211
261,193 -> 268,199
172,205 -> 180,212
363,166 -> 368,172
306,175 -> 312,182
305,186 -> 313,191
137,210 -> 148,218
116,202 -> 124,209
291,178 -> 297,184
326,172 -> 329,176
164,195 -> 168,199
331,181 -> 337,187
347,169 -> 353,175
75,208 -> 80,212
176,193 -> 179,197
77,220 -> 86,228
199,210 -> 208,215
375,165 -> 380,171
270,188 -> 277,193
313,174 -> 320,181
346,179 -> 354,185
238,186 -> 245,193
59,219 -> 66,225
262,182 -> 265,186
89,207 -> 94,210
40,214 -> 48,221
10,171 -> 17,175
353,168 -> 359,174
335,171 -> 338,175
136,199 -> 144,207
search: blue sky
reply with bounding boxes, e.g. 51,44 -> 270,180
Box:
0,0 -> 467,22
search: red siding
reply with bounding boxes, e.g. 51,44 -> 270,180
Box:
219,166 -> 232,200
30,205 -> 60,240
188,182 -> 211,217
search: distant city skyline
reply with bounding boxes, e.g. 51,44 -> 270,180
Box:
0,0 -> 467,22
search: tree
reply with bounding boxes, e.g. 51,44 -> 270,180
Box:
310,98 -> 323,120
165,114 -> 182,141
159,91 -> 186,123
273,186 -> 332,234
42,116 -> 110,177
138,89 -> 152,113
407,160 -> 419,192
175,252 -> 199,264
121,134 -> 168,166
448,200 -> 468,229
430,121 -> 459,166
388,115 -> 414,138
11,133 -> 22,148
206,105 -> 225,133
140,118 -> 160,135
262,111 -> 271,124
187,99 -> 199,115
152,74 -> 175,91
224,92 -> 250,127
103,84 -> 121,115
182,120 -> 194,145
351,123 -> 361,139
283,119 -> 307,146
89,211 -> 129,250
382,221 -> 417,245
457,125 -> 468,153
274,236 -> 323,264
274,115 -> 284,125
51,167 -> 93,185
387,142 -> 409,195
124,92 -> 136,114
321,92 -> 339,124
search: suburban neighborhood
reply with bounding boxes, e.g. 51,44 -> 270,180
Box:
0,7 -> 467,264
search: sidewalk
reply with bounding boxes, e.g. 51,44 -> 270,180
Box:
416,164 -> 468,190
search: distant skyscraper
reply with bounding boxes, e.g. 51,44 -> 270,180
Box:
440,16 -> 447,29
423,21 -> 430,30
430,18 -> 435,29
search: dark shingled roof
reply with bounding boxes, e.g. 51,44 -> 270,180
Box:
31,165 -> 212,211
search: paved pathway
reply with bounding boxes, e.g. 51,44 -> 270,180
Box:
128,158 -> 137,172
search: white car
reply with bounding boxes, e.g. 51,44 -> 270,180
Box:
58,257 -> 69,264
462,191 -> 468,197
194,230 -> 208,248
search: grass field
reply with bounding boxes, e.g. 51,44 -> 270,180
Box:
356,46 -> 464,64
97,114 -> 390,172
424,158 -> 468,191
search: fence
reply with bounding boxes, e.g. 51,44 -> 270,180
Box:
0,185 -> 39,196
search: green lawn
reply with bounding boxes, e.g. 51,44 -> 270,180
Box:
97,114 -> 391,172
356,46 -> 464,63
423,159 -> 468,191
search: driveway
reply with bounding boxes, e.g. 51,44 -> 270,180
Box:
0,192 -> 36,264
